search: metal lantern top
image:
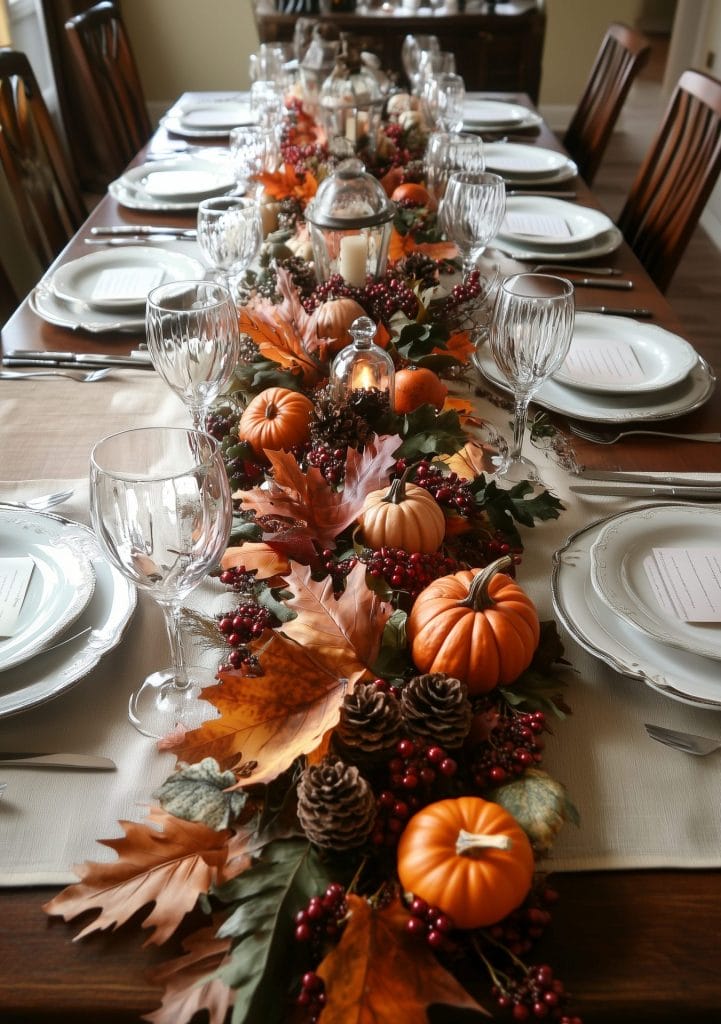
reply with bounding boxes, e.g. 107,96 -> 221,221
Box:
305,157 -> 395,230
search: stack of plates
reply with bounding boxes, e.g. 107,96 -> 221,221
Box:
484,142 -> 577,186
474,312 -> 715,423
161,96 -> 256,138
109,155 -> 237,212
0,508 -> 135,717
462,99 -> 542,133
552,505 -> 721,710
30,247 -> 205,333
493,196 -> 623,261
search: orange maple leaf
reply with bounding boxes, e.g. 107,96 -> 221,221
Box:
441,439 -> 498,479
159,631 -> 348,785
436,328 -> 474,364
318,895 -> 489,1022
256,165 -> 318,206
220,542 -> 290,579
389,226 -> 458,263
143,920 -> 234,1024
43,807 -> 231,946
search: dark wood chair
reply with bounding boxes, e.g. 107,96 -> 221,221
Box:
0,257 -> 19,326
563,23 -> 651,185
0,48 -> 86,268
617,69 -> 721,293
64,1 -> 151,184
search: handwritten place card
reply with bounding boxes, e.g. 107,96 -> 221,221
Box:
0,557 -> 34,637
91,266 -> 165,303
644,548 -> 721,623
503,212 -> 572,240
560,336 -> 645,385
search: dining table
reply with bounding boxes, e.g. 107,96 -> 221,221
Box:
1,89 -> 720,1024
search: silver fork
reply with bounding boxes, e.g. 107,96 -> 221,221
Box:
644,723 -> 721,756
568,422 -> 721,445
0,368 -> 111,383
0,489 -> 74,512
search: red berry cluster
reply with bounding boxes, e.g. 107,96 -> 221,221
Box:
306,443 -> 347,486
471,709 -> 546,788
363,547 -> 460,600
487,888 -> 557,957
492,964 -> 582,1023
218,566 -> 259,594
296,971 -> 326,1023
405,895 -> 455,951
443,268 -> 483,311
217,602 -> 278,672
294,883 -> 348,952
406,459 -> 477,517
302,273 -> 419,325
372,739 -> 457,847
318,550 -> 358,595
205,407 -> 235,442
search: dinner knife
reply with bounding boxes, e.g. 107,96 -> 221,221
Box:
569,483 -> 721,499
570,278 -> 633,290
6,350 -> 151,363
84,236 -> 196,246
575,469 -> 721,486
0,752 -> 116,770
3,355 -> 153,370
576,305 -> 653,318
506,190 -> 577,199
90,225 -> 197,237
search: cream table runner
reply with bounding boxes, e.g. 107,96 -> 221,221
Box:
0,372 -> 720,883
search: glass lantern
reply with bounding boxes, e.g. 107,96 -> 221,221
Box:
299,25 -> 341,118
318,40 -> 384,152
330,316 -> 395,404
304,158 -> 395,287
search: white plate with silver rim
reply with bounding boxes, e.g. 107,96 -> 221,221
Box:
178,100 -> 255,132
552,508 -> 721,710
122,158 -> 236,201
0,512 -> 136,718
498,196 -> 615,247
590,504 -> 721,661
108,177 -> 201,213
30,281 -> 145,333
484,143 -> 577,183
463,99 -> 542,132
552,314 -> 699,394
52,248 -> 206,314
490,226 -> 624,262
0,509 -> 96,672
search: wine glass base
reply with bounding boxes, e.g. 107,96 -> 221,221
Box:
493,453 -> 545,486
128,666 -> 216,739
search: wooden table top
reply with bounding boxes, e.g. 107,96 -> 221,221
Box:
2,101 -> 720,1023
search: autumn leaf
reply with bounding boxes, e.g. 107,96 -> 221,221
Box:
241,435 -> 401,550
143,921 -> 234,1024
281,562 -> 392,680
389,226 -> 458,263
441,440 -> 498,479
159,632 -> 348,785
256,165 -> 318,206
318,895 -> 489,1022
220,542 -> 290,579
43,807 -> 231,946
437,328 -> 474,364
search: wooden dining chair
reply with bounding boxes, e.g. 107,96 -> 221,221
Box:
617,69 -> 721,293
563,23 -> 651,185
0,48 -> 86,268
0,256 -> 18,325
64,1 -> 151,183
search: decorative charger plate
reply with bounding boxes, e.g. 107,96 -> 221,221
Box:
590,504 -> 721,661
0,512 -> 136,718
30,281 -> 145,333
552,508 -> 721,710
0,509 -> 96,672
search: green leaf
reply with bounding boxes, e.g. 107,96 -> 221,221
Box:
502,622 -> 573,719
395,321 -> 450,361
372,608 -> 413,677
395,406 -> 467,460
154,758 -> 247,830
469,477 -> 564,546
413,352 -> 464,373
229,518 -> 263,545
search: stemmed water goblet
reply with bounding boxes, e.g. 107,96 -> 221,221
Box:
197,195 -> 263,290
145,280 -> 241,433
421,72 -> 466,133
440,170 -> 506,277
425,131 -> 485,202
401,33 -> 440,91
89,426 -> 232,738
229,124 -> 276,194
489,273 -> 575,484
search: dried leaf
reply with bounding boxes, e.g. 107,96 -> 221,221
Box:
441,440 -> 497,479
282,562 -> 392,680
154,758 -> 248,830
43,807 -> 231,945
489,767 -> 580,855
220,542 -> 291,579
159,632 -> 348,785
318,895 -> 489,1022
389,227 -> 458,263
143,921 -> 234,1024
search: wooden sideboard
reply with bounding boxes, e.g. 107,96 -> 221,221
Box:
253,2 -> 546,102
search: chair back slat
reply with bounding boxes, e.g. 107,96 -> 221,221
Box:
0,255 -> 18,325
564,23 -> 651,185
618,69 -> 721,292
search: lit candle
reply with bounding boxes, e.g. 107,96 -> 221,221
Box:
351,363 -> 376,390
345,112 -> 357,143
338,234 -> 368,287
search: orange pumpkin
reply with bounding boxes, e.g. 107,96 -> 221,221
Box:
397,796 -> 534,929
391,182 -> 436,210
239,387 -> 314,455
358,466 -> 445,554
315,297 -> 367,357
394,366 -> 448,414
406,557 -> 540,694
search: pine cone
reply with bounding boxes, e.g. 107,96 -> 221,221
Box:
310,384 -> 377,450
336,681 -> 403,754
297,758 -> 376,850
400,673 -> 473,749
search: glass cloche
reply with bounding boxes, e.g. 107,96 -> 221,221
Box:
318,37 -> 384,152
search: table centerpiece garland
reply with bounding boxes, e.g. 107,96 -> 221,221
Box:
44,95 -> 587,1024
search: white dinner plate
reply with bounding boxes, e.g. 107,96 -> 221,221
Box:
489,226 -> 624,262
30,281 -> 145,333
552,508 -> 721,711
122,158 -> 236,202
462,99 -> 542,132
179,100 -> 255,131
108,178 -> 201,213
552,315 -> 698,394
590,505 -> 721,661
484,142 -> 574,180
51,248 -> 206,313
0,512 -> 136,718
0,509 -> 96,672
498,196 -> 615,247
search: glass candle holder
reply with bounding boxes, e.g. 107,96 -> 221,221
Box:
329,316 -> 395,404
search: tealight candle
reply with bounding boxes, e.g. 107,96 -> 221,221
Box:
338,234 -> 368,287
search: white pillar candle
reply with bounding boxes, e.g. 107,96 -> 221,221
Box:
338,234 -> 368,287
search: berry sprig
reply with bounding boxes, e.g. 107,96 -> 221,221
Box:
306,442 -> 347,486
295,971 -> 326,1023
487,887 -> 558,957
318,550 -> 358,596
216,600 -> 279,673
372,738 -> 458,848
405,894 -> 455,952
490,963 -> 582,1023
218,565 -> 260,594
294,883 -> 348,954
470,708 -> 546,787
362,546 -> 460,601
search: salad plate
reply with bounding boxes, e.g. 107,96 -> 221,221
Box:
483,142 -> 577,184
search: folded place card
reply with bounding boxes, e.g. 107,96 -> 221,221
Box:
644,547 -> 721,622
0,556 -> 34,637
503,212 -> 573,239
91,266 -> 166,303
560,336 -> 645,385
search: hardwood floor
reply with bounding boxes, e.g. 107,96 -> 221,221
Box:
590,33 -> 721,352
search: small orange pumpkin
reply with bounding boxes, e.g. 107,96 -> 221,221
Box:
358,465 -> 445,554
239,386 -> 314,455
391,182 -> 436,210
397,796 -> 534,929
406,557 -> 540,694
315,297 -> 368,357
394,366 -> 448,414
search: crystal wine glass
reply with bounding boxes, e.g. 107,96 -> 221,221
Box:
145,280 -> 241,432
89,426 -> 232,737
425,131 -> 485,202
229,124 -> 276,194
489,274 -> 575,484
421,72 -> 466,133
401,33 -> 440,91
440,171 -> 506,277
196,196 -> 263,289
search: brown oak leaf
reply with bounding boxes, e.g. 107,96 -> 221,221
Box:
282,562 -> 391,680
220,541 -> 290,579
43,807 -> 231,946
159,631 -> 348,786
241,435 -> 401,550
318,895 -> 489,1022
143,920 -> 234,1024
